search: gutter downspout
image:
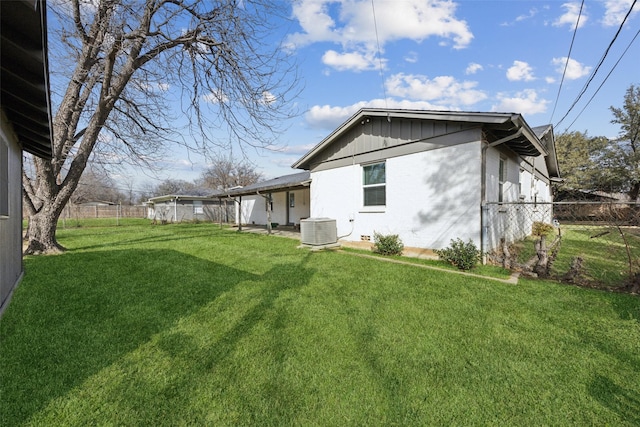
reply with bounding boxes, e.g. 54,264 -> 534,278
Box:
481,140 -> 488,265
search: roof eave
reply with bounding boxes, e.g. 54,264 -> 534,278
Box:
292,108 -> 520,170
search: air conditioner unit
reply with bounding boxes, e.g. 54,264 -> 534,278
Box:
300,218 -> 337,246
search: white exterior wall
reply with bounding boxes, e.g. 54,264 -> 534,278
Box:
237,189 -> 310,226
310,141 -> 483,249
483,148 -> 554,252
1,112 -> 25,314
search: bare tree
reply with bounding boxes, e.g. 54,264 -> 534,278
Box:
154,178 -> 199,196
23,0 -> 298,253
200,156 -> 263,191
69,167 -> 125,204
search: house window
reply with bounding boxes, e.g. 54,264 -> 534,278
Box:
193,200 -> 204,215
289,193 -> 295,208
498,156 -> 506,203
0,138 -> 8,218
363,162 -> 386,206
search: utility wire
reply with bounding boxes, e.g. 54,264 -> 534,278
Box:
555,0 -> 638,128
565,27 -> 640,131
549,0 -> 585,124
371,0 -> 388,109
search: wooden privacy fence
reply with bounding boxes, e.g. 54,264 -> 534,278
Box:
58,204 -> 148,220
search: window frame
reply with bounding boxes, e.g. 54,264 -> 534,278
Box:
193,200 -> 204,215
362,161 -> 386,208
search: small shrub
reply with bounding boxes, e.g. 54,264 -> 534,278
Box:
373,232 -> 404,256
532,221 -> 554,237
435,238 -> 480,271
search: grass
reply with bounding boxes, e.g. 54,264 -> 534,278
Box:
1,222 -> 639,425
512,225 -> 640,289
341,247 -> 513,280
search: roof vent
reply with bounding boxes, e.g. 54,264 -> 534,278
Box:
300,218 -> 337,246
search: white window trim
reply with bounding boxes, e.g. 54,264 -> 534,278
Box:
193,200 -> 204,215
362,161 -> 386,209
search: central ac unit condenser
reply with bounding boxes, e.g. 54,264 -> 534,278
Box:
300,218 -> 337,246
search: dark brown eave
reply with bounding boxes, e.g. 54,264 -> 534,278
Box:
1,0 -> 53,158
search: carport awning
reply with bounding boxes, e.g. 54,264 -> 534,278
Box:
217,171 -> 311,198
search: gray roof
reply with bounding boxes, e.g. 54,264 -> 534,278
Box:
148,189 -> 217,203
219,171 -> 311,197
1,0 -> 53,158
292,108 -> 549,170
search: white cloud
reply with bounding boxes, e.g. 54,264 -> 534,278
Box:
287,0 -> 473,71
506,60 -> 536,81
552,57 -> 592,79
202,90 -> 228,104
545,76 -> 556,84
266,143 -> 318,156
553,2 -> 588,29
601,0 -> 639,26
501,7 -> 540,26
305,71 -> 490,130
306,98 -> 449,130
404,51 -> 419,64
465,62 -> 483,75
385,73 -> 487,106
517,8 -> 539,22
262,91 -> 277,105
492,89 -> 549,115
321,50 -> 379,72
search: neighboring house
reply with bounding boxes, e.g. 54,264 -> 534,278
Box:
554,189 -> 630,222
224,171 -> 311,227
292,109 -> 560,253
1,0 -> 53,315
146,193 -> 235,223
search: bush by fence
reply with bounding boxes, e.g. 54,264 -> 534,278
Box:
484,201 -> 640,293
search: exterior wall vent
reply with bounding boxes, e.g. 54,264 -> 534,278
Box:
300,218 -> 337,246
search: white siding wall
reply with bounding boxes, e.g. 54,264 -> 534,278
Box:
310,141 -> 484,249
0,112 -> 24,314
237,189 -> 310,226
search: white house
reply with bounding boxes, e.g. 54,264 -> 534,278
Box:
1,0 -> 53,316
146,193 -> 234,223
292,109 -> 560,254
225,171 -> 311,228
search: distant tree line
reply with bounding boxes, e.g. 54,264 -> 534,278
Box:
555,84 -> 640,200
70,156 -> 263,205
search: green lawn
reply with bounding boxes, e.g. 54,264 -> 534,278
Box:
1,222 -> 639,426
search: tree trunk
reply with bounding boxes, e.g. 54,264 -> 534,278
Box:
24,208 -> 65,254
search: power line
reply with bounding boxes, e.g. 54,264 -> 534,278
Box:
565,27 -> 640,132
555,0 -> 638,128
549,0 -> 585,124
371,0 -> 388,109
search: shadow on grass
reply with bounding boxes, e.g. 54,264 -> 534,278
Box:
589,375 -> 640,425
0,248 -> 315,425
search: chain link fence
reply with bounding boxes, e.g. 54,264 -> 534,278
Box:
483,201 -> 640,292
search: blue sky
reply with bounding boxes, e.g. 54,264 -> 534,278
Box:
125,0 -> 640,189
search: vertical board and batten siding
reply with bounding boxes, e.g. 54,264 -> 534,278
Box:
310,140 -> 484,250
310,117 -> 478,170
0,113 -> 24,313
